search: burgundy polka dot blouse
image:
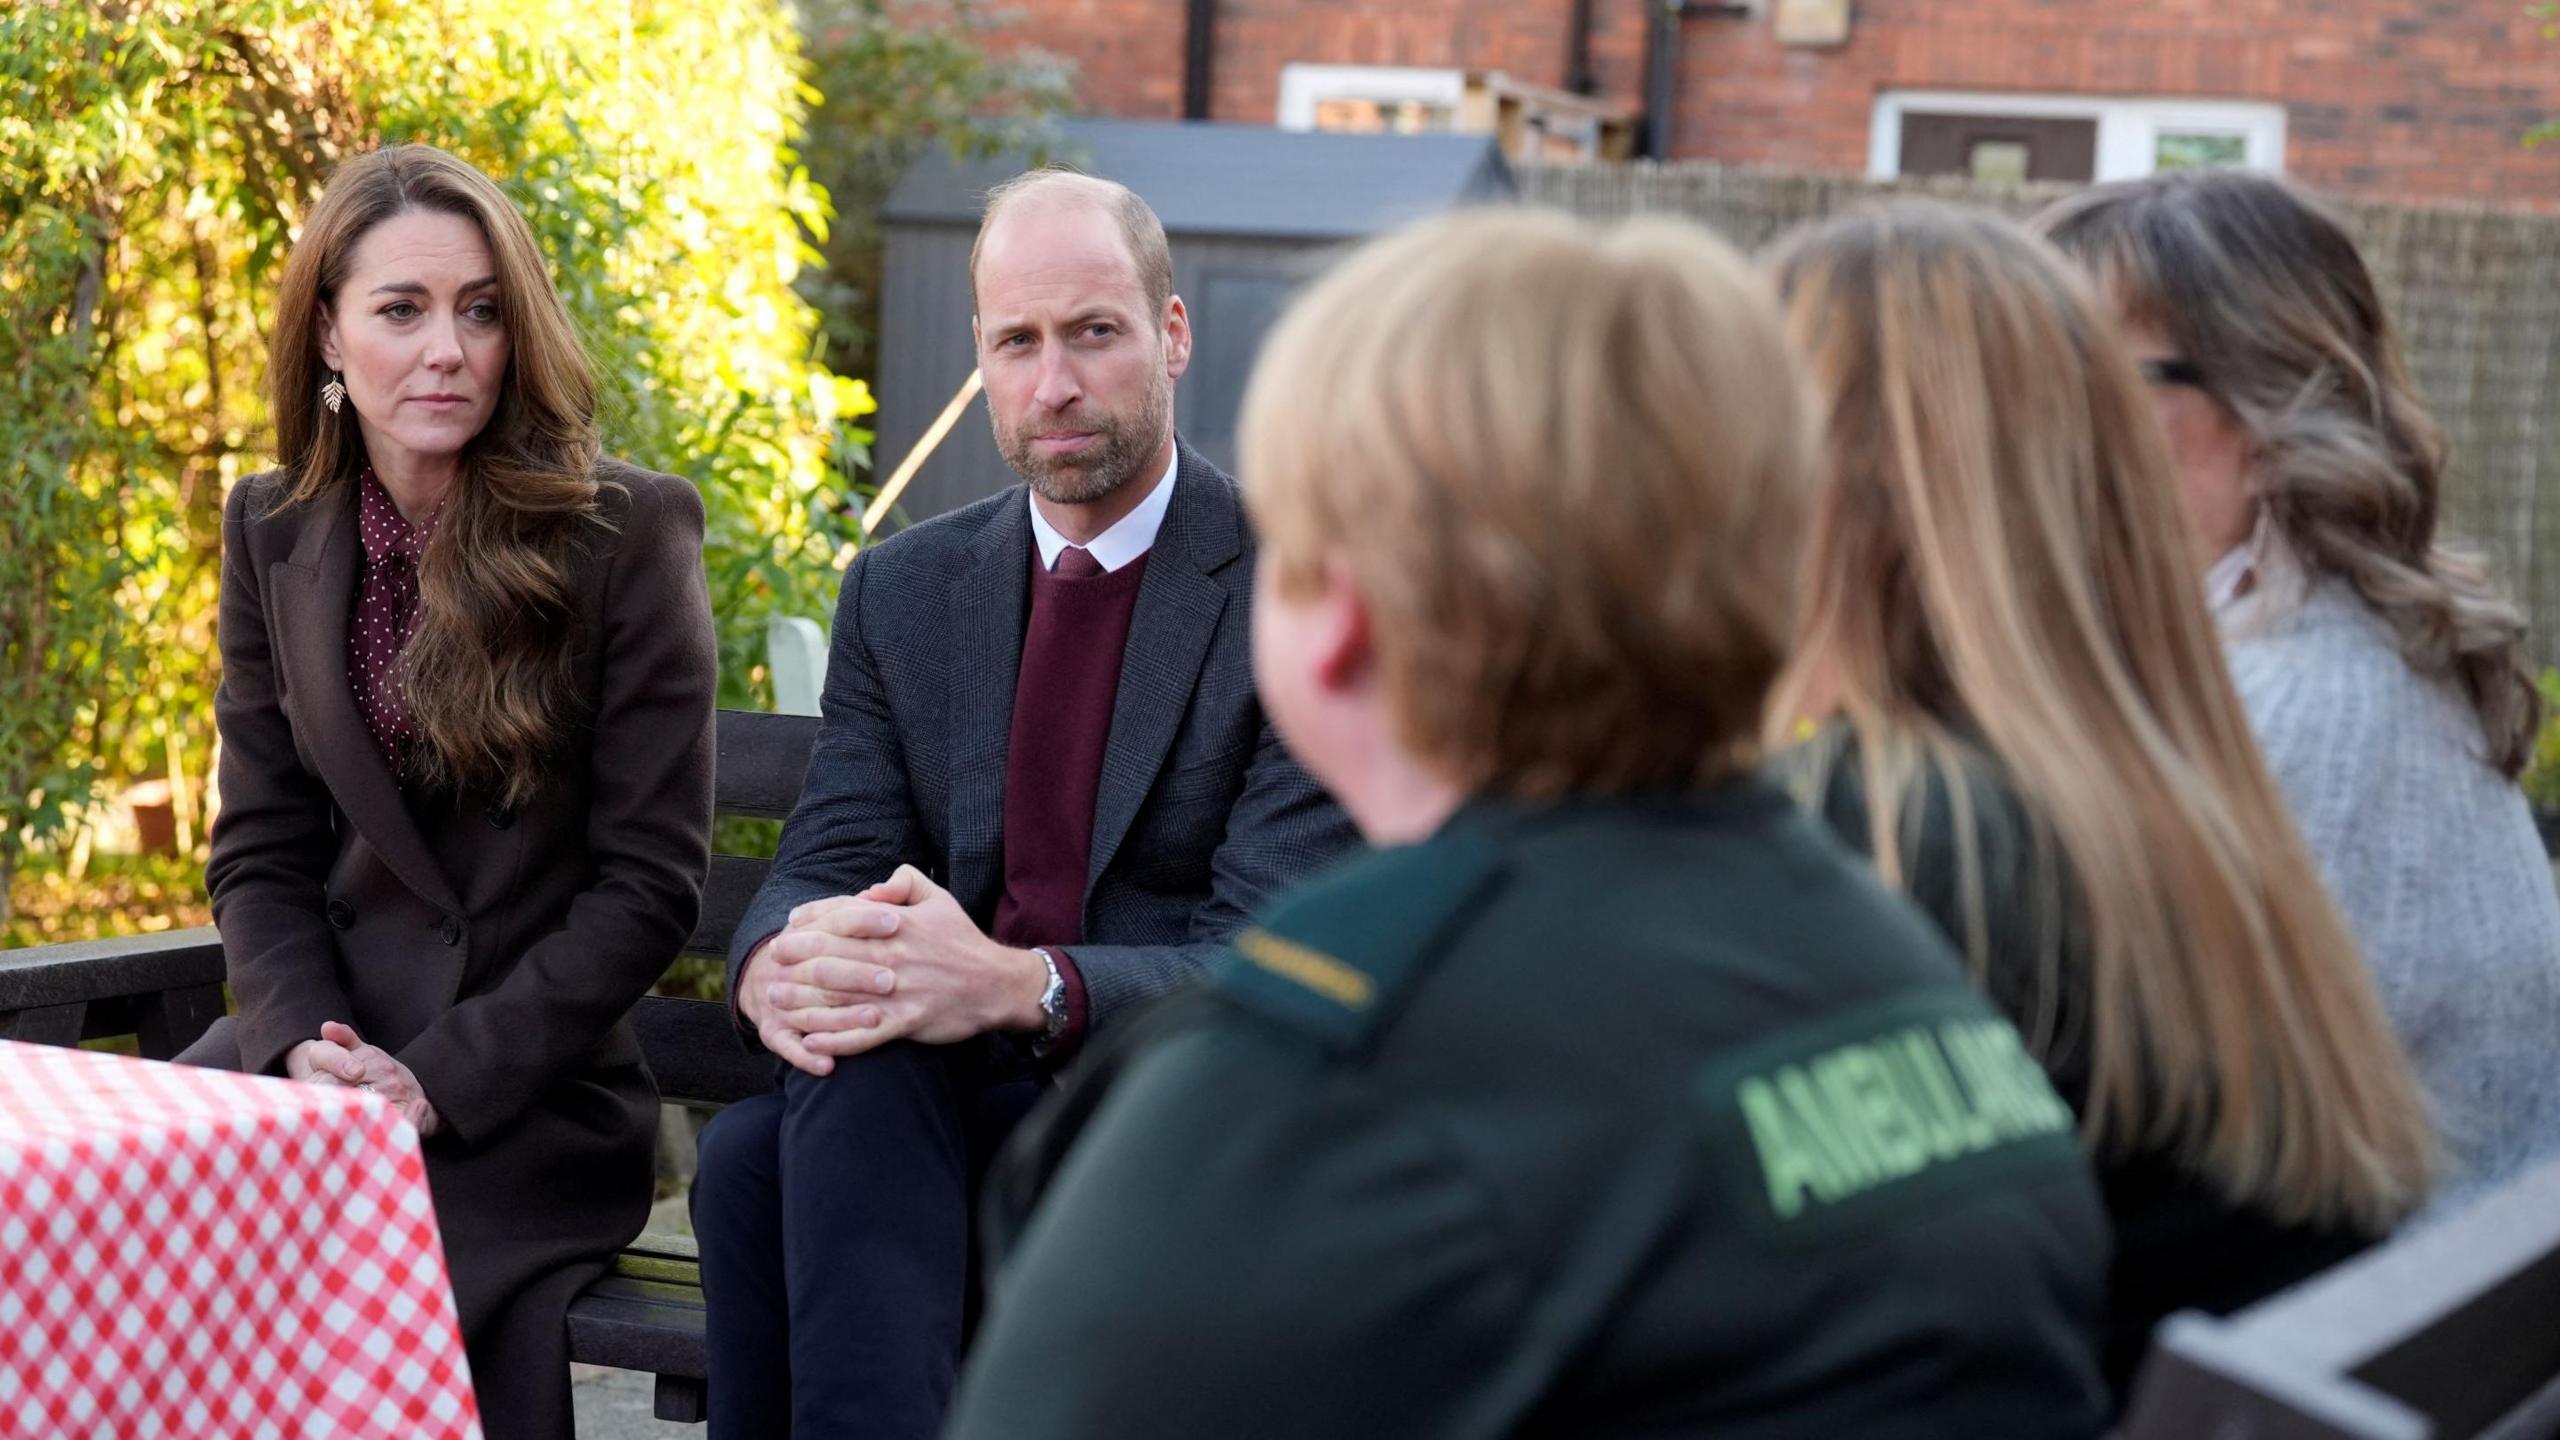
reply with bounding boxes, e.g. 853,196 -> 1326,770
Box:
349,470 -> 444,776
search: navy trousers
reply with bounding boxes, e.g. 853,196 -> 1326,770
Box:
691,1036 -> 1042,1439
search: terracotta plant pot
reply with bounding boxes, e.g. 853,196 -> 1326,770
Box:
125,780 -> 177,855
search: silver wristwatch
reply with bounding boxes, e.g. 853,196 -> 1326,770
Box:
1032,947 -> 1071,1047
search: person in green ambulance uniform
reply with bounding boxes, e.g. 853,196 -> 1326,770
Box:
944,208 -> 2115,1440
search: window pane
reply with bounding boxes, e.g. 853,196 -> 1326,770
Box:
1311,96 -> 1454,135
2155,132 -> 2247,171
1968,140 -> 2030,184
1898,113 -> 2097,182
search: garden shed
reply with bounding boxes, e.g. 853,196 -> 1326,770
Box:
871,117 -> 1514,523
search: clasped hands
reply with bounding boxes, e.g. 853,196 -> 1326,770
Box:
739,864 -> 1049,1077
286,1020 -> 442,1136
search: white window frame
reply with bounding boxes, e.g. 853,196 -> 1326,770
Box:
1277,63 -> 1467,133
1868,91 -> 2286,182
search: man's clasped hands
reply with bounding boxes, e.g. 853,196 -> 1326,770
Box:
736,864 -> 1056,1078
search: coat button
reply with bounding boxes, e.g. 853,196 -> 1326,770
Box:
439,916 -> 462,947
325,899 -> 356,930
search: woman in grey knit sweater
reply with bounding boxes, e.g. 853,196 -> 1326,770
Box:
2039,171 -> 2560,1218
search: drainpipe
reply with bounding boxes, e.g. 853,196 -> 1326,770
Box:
1643,0 -> 1752,159
1566,0 -> 1595,94
1183,0 -> 1217,120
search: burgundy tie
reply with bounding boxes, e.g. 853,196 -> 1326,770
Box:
1056,545 -> 1105,578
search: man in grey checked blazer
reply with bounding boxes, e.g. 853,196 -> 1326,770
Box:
689,171 -> 1356,1438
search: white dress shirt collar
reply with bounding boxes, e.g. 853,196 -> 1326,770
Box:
1027,446 -> 1180,574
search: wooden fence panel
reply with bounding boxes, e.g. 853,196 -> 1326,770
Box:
1518,163 -> 2560,664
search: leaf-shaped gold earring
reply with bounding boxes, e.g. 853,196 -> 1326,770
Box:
321,371 -> 346,414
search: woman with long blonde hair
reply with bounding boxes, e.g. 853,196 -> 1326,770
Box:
2036,171 -> 2560,1218
1765,202 -> 2435,1395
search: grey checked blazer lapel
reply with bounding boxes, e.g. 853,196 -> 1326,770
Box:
944,494 -> 1032,917
1086,443 -> 1243,894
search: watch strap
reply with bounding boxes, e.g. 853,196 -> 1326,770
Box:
1032,947 -> 1071,1045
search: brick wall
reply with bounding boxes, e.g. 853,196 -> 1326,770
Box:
971,0 -> 2560,207
968,1 -> 1633,121
1664,0 -> 2560,205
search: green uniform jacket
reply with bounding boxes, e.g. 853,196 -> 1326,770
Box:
950,781 -> 2114,1439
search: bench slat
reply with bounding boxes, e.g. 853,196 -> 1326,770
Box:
567,1274 -> 707,1379
0,929 -> 224,1012
627,1230 -> 699,1261
135,983 -> 226,1060
684,854 -> 772,960
612,1252 -> 702,1287
2352,1227 -> 2560,1437
2125,1155 -> 2560,1439
714,710 -> 818,821
654,1375 -> 708,1425
633,995 -> 771,1108
1,1002 -> 88,1047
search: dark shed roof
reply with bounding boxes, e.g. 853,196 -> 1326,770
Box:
883,118 -> 1515,239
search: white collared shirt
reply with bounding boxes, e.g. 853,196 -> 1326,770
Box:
1027,448 -> 1179,574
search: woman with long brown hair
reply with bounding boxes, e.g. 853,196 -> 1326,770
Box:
2037,170 -> 2560,1219
1764,202 -> 2435,1396
183,143 -> 717,1438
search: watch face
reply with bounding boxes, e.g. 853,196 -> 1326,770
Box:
1039,953 -> 1070,1039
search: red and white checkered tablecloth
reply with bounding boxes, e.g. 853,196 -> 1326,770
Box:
0,1040 -> 481,1439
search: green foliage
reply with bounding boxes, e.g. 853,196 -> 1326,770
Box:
345,0 -> 877,708
2535,5 -> 2559,149
2520,669 -> 2560,812
2153,133 -> 2248,171
0,0 -> 188,921
5,0 -> 1071,922
794,0 -> 1072,381
4,850 -> 211,950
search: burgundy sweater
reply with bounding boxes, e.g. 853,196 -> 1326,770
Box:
994,544 -> 1149,1057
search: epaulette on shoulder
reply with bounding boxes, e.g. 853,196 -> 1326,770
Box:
1211,827 -> 1506,1051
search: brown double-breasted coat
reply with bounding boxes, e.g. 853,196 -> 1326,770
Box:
194,461 -> 716,1437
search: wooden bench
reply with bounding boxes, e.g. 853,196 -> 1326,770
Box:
2122,1155 -> 2560,1440
0,707 -> 816,1425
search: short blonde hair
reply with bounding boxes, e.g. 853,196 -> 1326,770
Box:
1241,208 -> 1818,801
